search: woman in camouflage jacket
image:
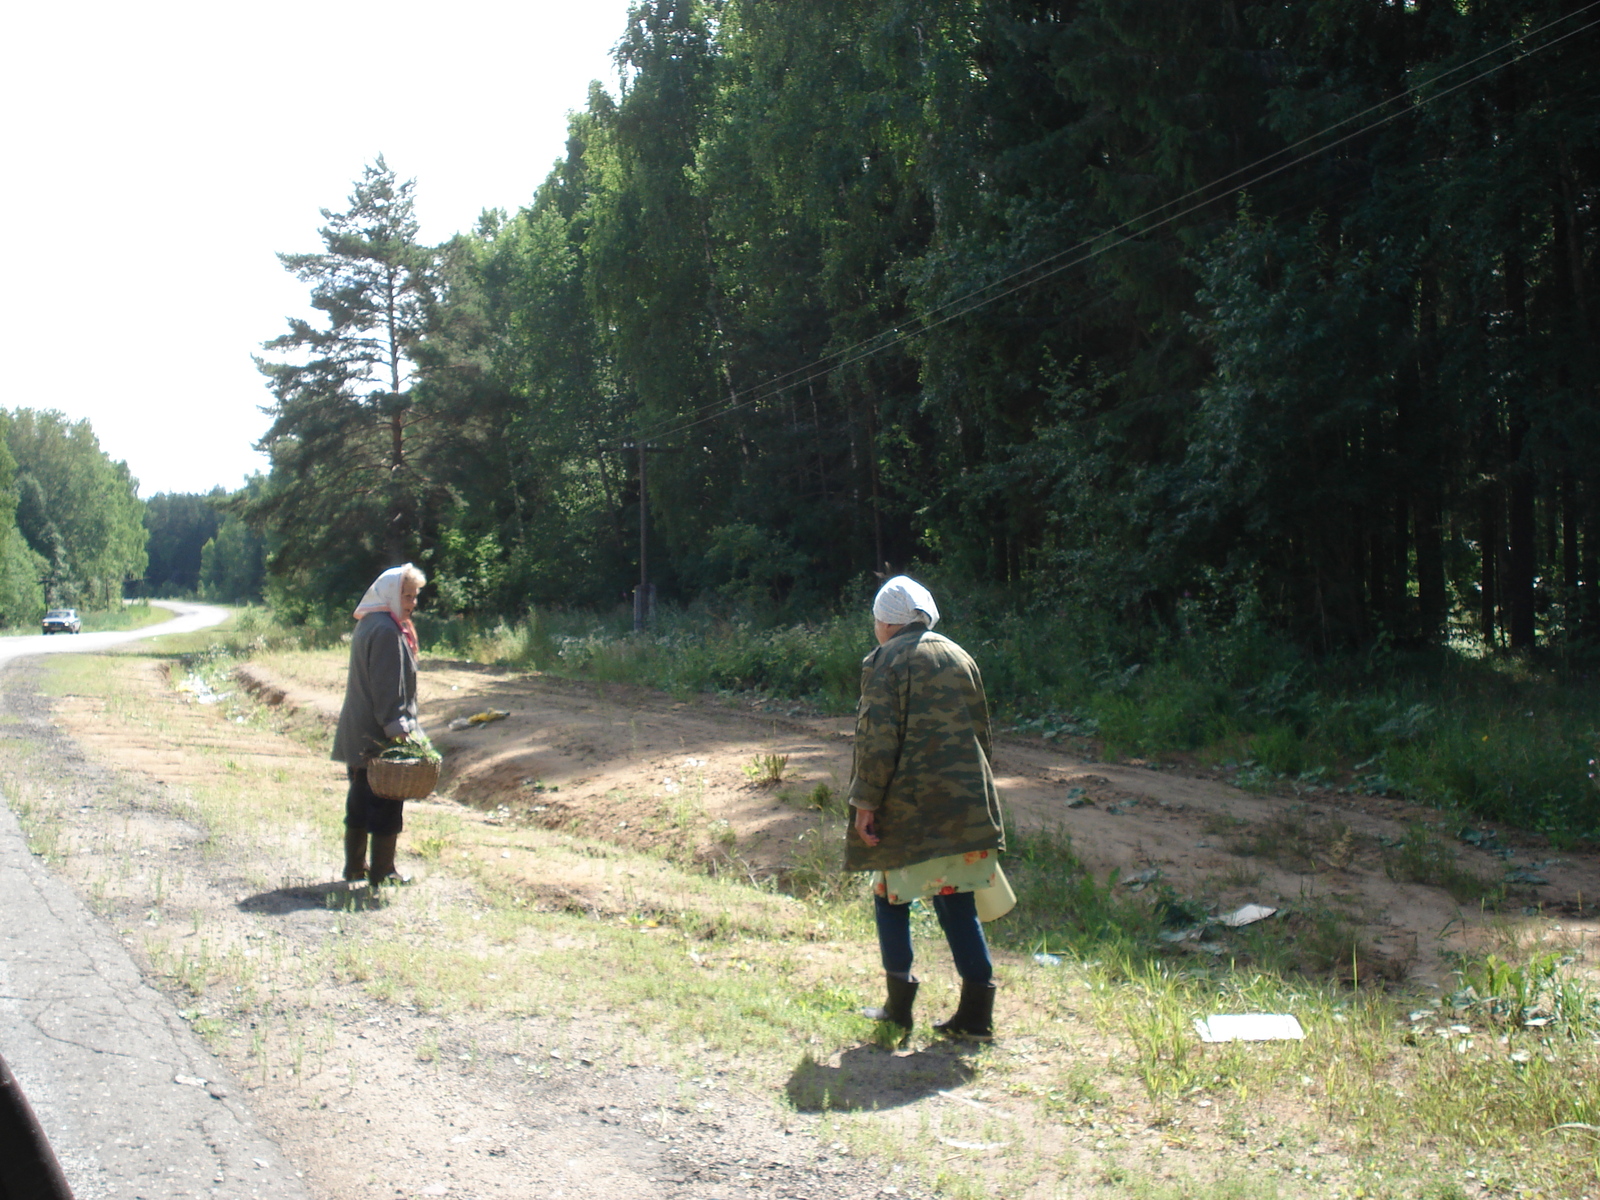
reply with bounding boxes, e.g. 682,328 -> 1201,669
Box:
846,576 -> 1007,1039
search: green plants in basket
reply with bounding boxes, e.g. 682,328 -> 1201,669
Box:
375,731 -> 441,764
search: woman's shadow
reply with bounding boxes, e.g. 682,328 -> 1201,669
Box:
785,1040 -> 978,1112
236,879 -> 384,915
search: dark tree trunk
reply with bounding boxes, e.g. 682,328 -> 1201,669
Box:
1563,470 -> 1580,591
1413,266 -> 1447,637
1554,171 -> 1592,639
1367,519 -> 1388,631
1415,490 -> 1446,636
864,394 -> 885,575
1583,500 -> 1600,643
1499,190 -> 1536,647
1480,484 -> 1499,647
1507,465 -> 1536,649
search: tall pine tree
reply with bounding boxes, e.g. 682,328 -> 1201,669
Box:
248,158 -> 439,600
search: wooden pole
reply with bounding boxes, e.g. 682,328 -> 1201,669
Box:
637,441 -> 649,632
599,439 -> 679,632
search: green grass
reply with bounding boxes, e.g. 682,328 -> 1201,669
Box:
120,585 -> 1600,846
81,601 -> 174,632
10,646 -> 1600,1198
160,588 -> 1600,845
116,560 -> 1600,844
1381,824 -> 1507,906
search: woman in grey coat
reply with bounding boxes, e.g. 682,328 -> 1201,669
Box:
332,563 -> 425,885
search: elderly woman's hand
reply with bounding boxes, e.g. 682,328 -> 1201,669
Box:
853,805 -> 881,847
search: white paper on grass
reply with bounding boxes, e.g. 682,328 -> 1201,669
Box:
1193,1014 -> 1305,1042
1218,904 -> 1278,927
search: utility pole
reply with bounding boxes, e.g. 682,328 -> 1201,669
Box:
636,440 -> 650,631
598,439 -> 680,631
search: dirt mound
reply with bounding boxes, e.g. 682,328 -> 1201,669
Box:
234,661 -> 344,722
227,654 -> 1600,988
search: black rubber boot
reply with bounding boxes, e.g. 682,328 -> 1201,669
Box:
368,834 -> 412,887
343,827 -> 369,883
934,979 -> 996,1041
861,974 -> 918,1029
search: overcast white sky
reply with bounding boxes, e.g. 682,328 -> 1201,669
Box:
0,0 -> 634,496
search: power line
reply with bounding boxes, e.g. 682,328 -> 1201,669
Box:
635,3 -> 1600,445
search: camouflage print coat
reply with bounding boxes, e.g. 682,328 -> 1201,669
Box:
844,624 -> 1005,872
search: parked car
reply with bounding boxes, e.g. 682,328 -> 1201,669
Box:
41,608 -> 81,634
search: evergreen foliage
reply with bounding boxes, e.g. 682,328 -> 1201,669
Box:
142,490 -> 224,595
244,1 -> 1600,657
246,157 -> 442,602
198,511 -> 267,603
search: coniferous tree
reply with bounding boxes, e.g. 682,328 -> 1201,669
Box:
240,1 -> 1600,653
248,158 -> 439,600
142,490 -> 224,595
198,512 -> 267,603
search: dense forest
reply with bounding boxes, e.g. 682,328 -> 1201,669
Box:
141,487 -> 267,603
0,414 -> 260,620
0,409 -> 147,624
238,0 -> 1598,654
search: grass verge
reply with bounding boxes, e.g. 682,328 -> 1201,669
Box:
174,592 -> 1600,844
81,600 -> 173,632
4,644 -> 1599,1197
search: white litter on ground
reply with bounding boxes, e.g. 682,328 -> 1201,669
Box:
1218,903 -> 1277,927
1194,1013 -> 1305,1042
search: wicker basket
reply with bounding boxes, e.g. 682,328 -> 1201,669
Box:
365,755 -> 441,801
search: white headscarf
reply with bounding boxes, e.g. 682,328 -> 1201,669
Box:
872,575 -> 940,629
353,564 -> 416,623
353,564 -> 421,654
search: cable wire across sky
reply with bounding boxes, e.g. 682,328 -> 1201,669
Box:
638,1 -> 1600,447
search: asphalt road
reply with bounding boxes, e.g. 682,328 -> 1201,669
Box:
0,602 -> 233,667
0,602 -> 314,1199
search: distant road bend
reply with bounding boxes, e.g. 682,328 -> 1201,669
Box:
0,601 -> 229,669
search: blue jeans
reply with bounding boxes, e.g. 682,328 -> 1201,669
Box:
874,891 -> 993,985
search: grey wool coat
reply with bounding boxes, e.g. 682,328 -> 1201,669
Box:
844,623 -> 1005,872
331,613 -> 419,767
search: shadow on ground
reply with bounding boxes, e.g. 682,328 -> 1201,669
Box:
237,880 -> 385,914
785,1043 -> 978,1112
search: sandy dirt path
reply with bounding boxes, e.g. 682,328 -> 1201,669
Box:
235,657 -> 1600,987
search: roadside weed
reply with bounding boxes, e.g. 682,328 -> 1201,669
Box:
784,816 -> 859,903
782,781 -> 842,814
743,752 -> 789,786
1382,824 -> 1505,906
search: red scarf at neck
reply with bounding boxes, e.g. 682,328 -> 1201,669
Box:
391,613 -> 419,656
